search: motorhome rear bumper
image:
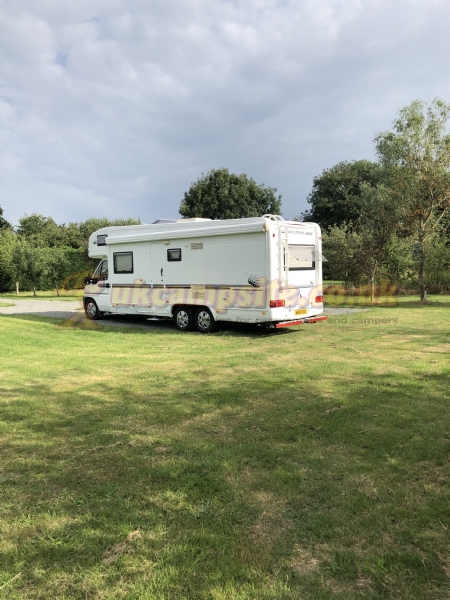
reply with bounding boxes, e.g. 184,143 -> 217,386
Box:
275,315 -> 328,328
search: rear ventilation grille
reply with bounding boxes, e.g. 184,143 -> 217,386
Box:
191,242 -> 203,250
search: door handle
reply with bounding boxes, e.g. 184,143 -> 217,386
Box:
161,268 -> 163,277
105,283 -> 110,289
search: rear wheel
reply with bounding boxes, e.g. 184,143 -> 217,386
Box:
194,307 -> 217,333
85,299 -> 102,320
173,306 -> 194,331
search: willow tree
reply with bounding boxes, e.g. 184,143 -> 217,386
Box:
375,99 -> 450,301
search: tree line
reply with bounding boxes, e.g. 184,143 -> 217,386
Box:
0,169 -> 282,295
1,98 -> 448,299
179,100 -> 450,300
0,214 -> 140,294
301,99 -> 450,299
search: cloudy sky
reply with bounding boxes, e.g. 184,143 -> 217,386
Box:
1,0 -> 449,227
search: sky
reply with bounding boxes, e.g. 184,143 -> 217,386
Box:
1,0 -> 449,227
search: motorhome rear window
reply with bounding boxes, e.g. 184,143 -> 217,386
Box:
113,252 -> 133,274
287,245 -> 315,270
97,234 -> 108,246
167,248 -> 181,261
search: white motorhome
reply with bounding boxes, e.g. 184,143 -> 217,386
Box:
83,215 -> 327,332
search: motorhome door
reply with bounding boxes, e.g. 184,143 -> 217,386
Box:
150,244 -> 165,286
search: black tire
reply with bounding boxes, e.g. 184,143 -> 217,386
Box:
173,306 -> 194,331
84,299 -> 102,320
194,307 -> 217,333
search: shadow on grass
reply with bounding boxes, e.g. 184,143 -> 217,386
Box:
1,312 -> 304,339
1,365 -> 450,599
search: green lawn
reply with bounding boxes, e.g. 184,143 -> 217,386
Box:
0,302 -> 15,307
0,299 -> 449,599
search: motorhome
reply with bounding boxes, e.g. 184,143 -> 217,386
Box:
83,215 -> 327,332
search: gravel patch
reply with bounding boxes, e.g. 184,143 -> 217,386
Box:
0,299 -> 164,329
0,299 -> 82,320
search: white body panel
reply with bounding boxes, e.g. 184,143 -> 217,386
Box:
84,216 -> 325,326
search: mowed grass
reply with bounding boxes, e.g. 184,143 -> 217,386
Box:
0,300 -> 449,599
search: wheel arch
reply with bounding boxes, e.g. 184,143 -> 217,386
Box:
171,303 -> 218,318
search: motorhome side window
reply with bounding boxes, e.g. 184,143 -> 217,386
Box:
97,234 -> 107,246
113,252 -> 133,274
167,248 -> 181,261
286,245 -> 315,270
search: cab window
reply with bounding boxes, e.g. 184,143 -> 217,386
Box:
93,260 -> 108,281
100,260 -> 109,280
93,262 -> 102,279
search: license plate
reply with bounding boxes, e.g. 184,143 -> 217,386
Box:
295,309 -> 307,315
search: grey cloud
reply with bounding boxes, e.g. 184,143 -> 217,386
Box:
1,0 -> 449,225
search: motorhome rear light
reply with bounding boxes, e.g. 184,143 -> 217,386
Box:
315,295 -> 324,303
270,300 -> 285,308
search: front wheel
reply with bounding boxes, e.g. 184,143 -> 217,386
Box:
84,299 -> 102,320
194,307 -> 217,333
173,307 -> 194,331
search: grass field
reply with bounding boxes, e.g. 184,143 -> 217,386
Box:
0,298 -> 449,599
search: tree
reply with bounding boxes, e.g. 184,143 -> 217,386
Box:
0,231 -> 28,294
322,224 -> 364,285
302,160 -> 385,229
180,168 -> 282,220
0,205 -> 11,231
0,230 -> 13,291
41,247 -> 71,296
375,98 -> 450,301
17,214 -> 60,247
422,226 -> 450,293
321,182 -> 401,294
355,183 -> 401,299
384,235 -> 415,291
57,222 -> 84,249
23,245 -> 46,296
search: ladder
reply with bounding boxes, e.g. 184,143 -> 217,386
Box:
262,214 -> 289,288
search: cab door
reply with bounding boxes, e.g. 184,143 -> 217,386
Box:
93,259 -> 111,312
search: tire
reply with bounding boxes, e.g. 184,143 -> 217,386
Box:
173,306 -> 194,331
84,299 -> 102,320
194,307 -> 217,333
